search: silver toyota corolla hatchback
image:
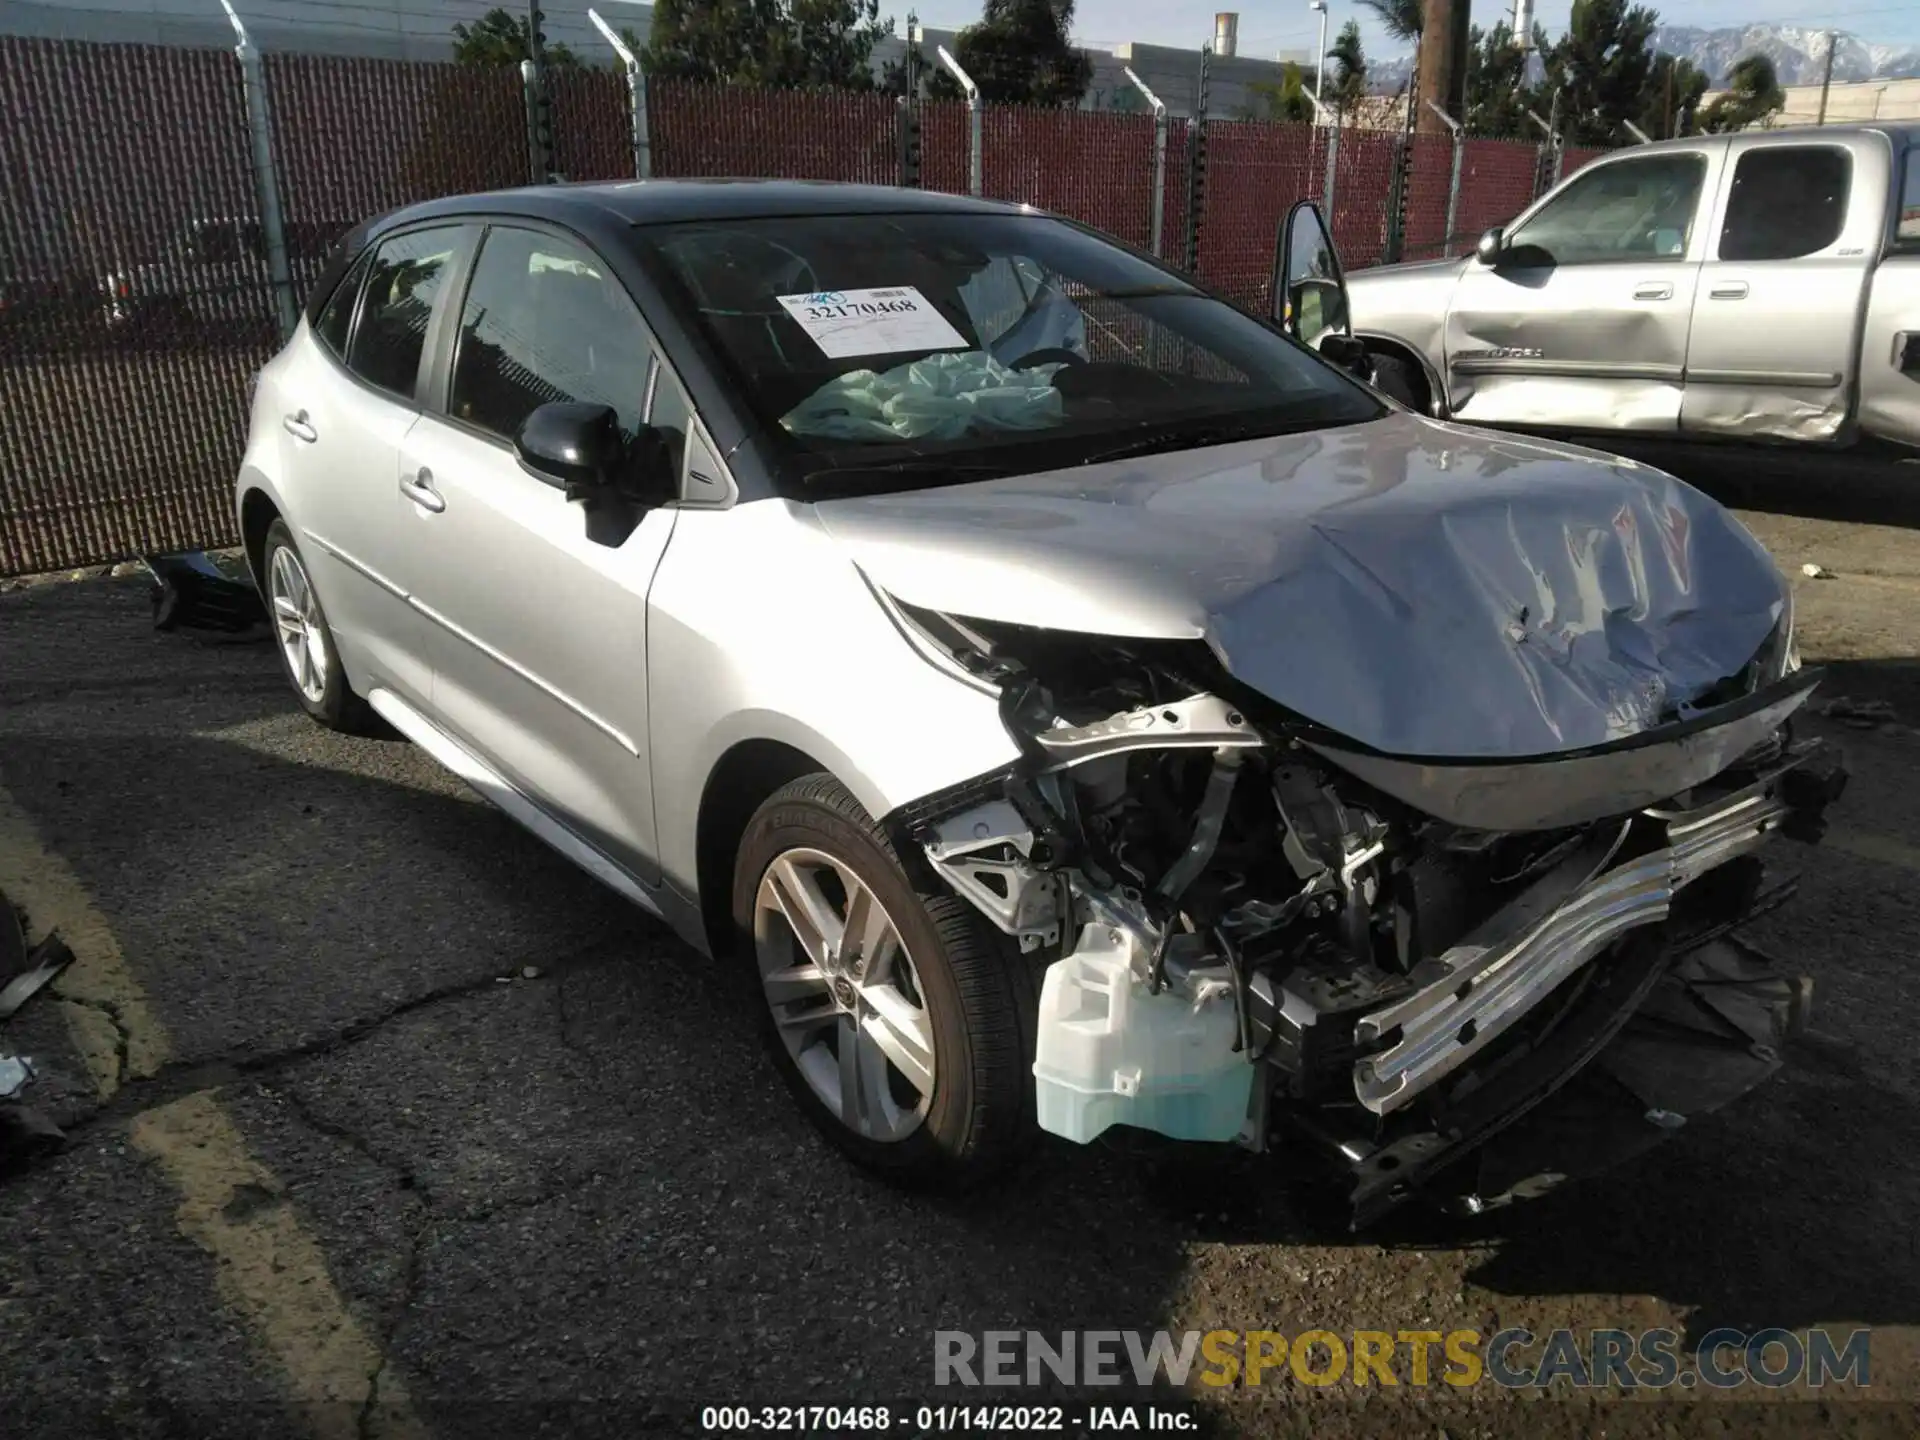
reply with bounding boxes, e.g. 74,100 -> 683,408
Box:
239,182 -> 1845,1222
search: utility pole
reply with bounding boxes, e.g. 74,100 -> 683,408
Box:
1663,61 -> 1673,138
1310,0 -> 1328,119
1416,0 -> 1461,135
1817,30 -> 1836,125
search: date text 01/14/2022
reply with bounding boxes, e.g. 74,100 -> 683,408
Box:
698,1404 -> 1199,1431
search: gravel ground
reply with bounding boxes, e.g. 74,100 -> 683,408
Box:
2,476 -> 1919,1439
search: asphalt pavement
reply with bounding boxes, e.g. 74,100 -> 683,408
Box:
3,489 -> 1920,1438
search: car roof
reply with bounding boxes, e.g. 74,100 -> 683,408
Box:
1609,121 -> 1920,153
371,179 -> 1035,237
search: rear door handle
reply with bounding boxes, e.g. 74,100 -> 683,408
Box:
1709,281 -> 1749,300
399,468 -> 445,514
282,410 -> 317,443
1633,282 -> 1674,301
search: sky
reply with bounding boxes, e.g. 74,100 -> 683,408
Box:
898,0 -> 1920,58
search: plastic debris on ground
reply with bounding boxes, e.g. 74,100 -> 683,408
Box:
782,350 -> 1066,443
0,886 -> 74,1171
144,551 -> 269,635
0,1055 -> 30,1101
1800,562 -> 1837,579
1822,695 -> 1898,729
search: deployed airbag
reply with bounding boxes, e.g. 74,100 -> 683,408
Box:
783,351 -> 1065,442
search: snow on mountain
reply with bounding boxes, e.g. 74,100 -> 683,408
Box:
1363,23 -> 1920,95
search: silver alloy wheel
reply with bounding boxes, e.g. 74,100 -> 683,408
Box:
267,543 -> 328,705
754,846 -> 937,1143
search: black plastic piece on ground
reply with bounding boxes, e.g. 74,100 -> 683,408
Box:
0,934 -> 75,1022
0,885 -> 24,987
146,552 -> 268,634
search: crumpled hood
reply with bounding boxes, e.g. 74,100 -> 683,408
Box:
812,412 -> 1789,760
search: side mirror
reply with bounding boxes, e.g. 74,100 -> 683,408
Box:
1475,227 -> 1506,266
516,401 -> 624,495
515,401 -> 674,503
1273,199 -> 1350,350
1318,333 -> 1371,379
515,401 -> 676,546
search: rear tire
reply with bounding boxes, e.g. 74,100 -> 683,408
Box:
732,773 -> 1038,1190
261,518 -> 377,734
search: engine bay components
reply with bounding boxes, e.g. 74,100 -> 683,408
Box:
893,608 -> 1849,1224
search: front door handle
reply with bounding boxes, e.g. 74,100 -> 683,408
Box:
282,410 -> 317,443
399,468 -> 445,514
1633,282 -> 1674,301
1709,281 -> 1750,300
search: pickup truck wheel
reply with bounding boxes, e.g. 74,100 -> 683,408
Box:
261,519 -> 377,734
1368,353 -> 1427,412
733,774 -> 1036,1190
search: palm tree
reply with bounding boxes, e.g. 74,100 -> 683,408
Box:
1699,53 -> 1785,133
1358,0 -> 1421,42
1328,21 -> 1369,111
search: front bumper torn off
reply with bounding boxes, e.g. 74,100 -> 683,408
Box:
1352,757 -> 1811,1117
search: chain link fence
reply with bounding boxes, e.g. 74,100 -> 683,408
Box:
0,34 -> 1606,576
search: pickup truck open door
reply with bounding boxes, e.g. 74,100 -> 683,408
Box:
1445,141 -> 1728,435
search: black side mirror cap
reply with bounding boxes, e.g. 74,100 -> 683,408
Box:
1475,227 -> 1506,265
515,401 -> 626,495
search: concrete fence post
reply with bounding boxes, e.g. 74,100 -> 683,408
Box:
1322,124 -> 1339,218
589,8 -> 650,178
937,47 -> 981,197
1123,67 -> 1167,257
219,0 -> 296,342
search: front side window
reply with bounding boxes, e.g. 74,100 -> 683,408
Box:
346,226 -> 462,401
1897,149 -> 1920,245
1506,153 -> 1709,265
1719,147 -> 1851,261
632,211 -> 1381,494
448,227 -> 655,443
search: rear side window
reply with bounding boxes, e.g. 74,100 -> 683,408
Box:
313,252 -> 367,358
345,227 -> 462,401
1719,147 -> 1852,261
448,226 -> 654,442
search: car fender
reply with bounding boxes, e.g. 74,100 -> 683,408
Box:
644,499 -> 1023,908
1346,258 -> 1465,412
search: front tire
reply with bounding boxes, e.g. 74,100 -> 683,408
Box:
261,518 -> 376,734
732,774 -> 1037,1190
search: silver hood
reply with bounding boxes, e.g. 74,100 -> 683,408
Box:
813,413 -> 1790,761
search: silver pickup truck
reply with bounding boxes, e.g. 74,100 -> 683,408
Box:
1341,123 -> 1920,454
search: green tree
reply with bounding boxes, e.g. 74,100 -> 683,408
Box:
1234,63 -> 1316,123
1463,21 -> 1534,138
1358,0 -> 1422,42
452,7 -> 580,66
1698,53 -> 1785,133
1535,0 -> 1660,145
1639,52 -> 1708,138
926,0 -> 1093,108
1327,21 -> 1368,112
643,0 -> 891,90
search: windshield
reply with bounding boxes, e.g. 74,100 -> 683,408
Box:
631,212 -> 1382,491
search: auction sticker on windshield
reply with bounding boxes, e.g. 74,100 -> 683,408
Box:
776,287 -> 968,359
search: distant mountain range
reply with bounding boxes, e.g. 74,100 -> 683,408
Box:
1363,23 -> 1920,94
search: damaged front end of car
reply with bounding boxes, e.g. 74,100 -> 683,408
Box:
883,603 -> 1847,1226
